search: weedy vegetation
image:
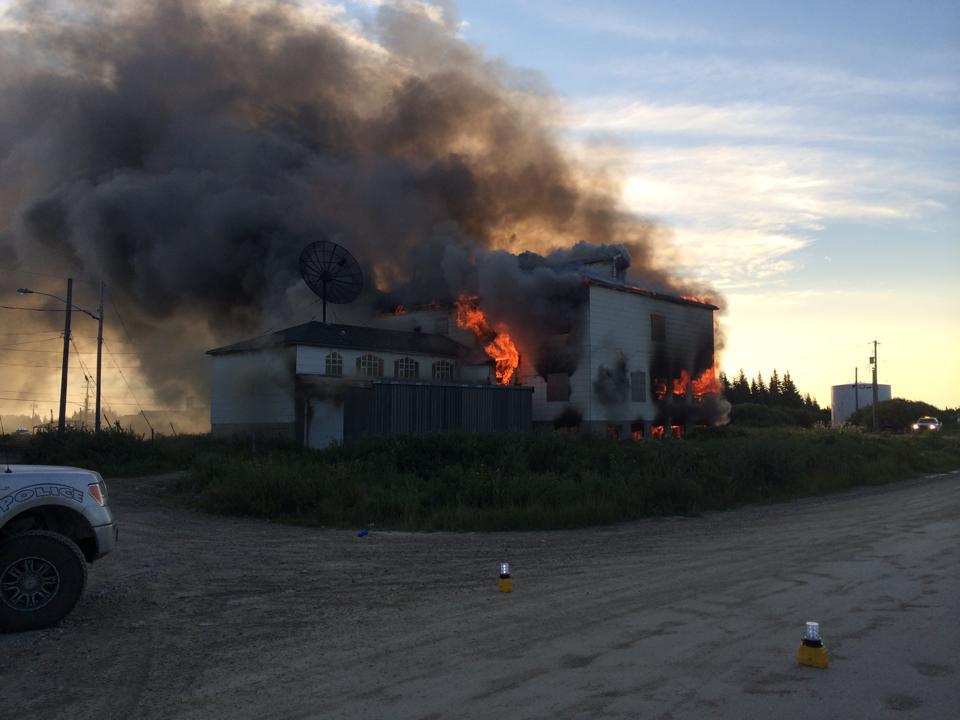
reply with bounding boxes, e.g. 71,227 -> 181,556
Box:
4,426 -> 958,531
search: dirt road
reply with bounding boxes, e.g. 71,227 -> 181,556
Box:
2,470 -> 959,719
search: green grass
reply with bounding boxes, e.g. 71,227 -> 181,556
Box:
175,428 -> 960,531
3,427 -> 247,478
6,426 -> 958,530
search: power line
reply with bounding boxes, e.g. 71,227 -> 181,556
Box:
101,338 -> 154,433
0,305 -> 65,312
0,330 -> 68,336
0,335 -> 64,349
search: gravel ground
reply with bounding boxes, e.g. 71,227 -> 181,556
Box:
2,469 -> 958,719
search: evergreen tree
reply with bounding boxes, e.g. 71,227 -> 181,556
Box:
752,374 -> 769,405
769,369 -> 782,405
726,369 -> 750,404
781,372 -> 803,408
719,371 -> 731,397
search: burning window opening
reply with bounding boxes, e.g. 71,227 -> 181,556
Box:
606,424 -> 621,440
691,367 -> 721,399
670,424 -> 685,439
653,379 -> 668,401
630,423 -> 644,441
673,369 -> 690,398
454,294 -> 519,385
651,424 -> 666,440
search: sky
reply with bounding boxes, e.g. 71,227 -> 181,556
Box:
447,0 -> 960,407
0,0 -> 957,424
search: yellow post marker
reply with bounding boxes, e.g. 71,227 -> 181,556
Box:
797,621 -> 829,668
498,562 -> 513,593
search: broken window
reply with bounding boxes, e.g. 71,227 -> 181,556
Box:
630,422 -> 644,441
356,354 -> 384,378
546,373 -> 571,402
650,314 -> 666,342
432,360 -> 454,381
670,424 -> 685,439
630,371 -> 646,402
395,357 -> 419,379
606,424 -> 621,440
651,424 -> 666,440
325,352 -> 343,377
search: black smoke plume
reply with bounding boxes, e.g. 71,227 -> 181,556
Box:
0,0 -> 718,416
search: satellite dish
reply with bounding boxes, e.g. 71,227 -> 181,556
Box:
299,240 -> 364,323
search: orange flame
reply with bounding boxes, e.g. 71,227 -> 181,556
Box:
393,305 -> 408,315
651,424 -> 666,440
691,367 -> 721,399
673,369 -> 690,397
454,294 -> 519,385
653,379 -> 668,400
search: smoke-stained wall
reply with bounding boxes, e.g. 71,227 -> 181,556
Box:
0,0 -> 721,415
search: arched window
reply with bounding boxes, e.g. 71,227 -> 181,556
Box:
432,360 -> 454,381
356,354 -> 384,378
325,352 -> 343,376
395,357 -> 419,379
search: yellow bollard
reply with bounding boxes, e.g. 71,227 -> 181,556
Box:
797,621 -> 829,668
498,562 -> 512,593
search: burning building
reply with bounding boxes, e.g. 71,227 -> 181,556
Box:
207,246 -> 724,447
377,249 -> 724,440
207,321 -> 532,447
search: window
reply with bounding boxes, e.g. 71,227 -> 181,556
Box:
432,360 -> 454,381
630,371 -> 646,402
650,314 -> 666,342
324,352 -> 343,377
356,354 -> 384,378
606,424 -> 622,440
395,357 -> 419,379
630,422 -> 645,441
546,373 -> 571,402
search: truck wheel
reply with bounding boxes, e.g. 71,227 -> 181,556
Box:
0,530 -> 88,633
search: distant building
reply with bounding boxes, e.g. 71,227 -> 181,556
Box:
831,383 -> 892,426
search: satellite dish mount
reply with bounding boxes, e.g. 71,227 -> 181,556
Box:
299,240 -> 364,323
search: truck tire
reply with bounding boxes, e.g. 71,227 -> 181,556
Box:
0,530 -> 88,633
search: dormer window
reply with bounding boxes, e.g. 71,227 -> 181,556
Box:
357,354 -> 384,378
325,352 -> 343,376
432,360 -> 454,381
395,357 -> 419,379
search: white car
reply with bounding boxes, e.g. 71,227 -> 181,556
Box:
912,417 -> 941,432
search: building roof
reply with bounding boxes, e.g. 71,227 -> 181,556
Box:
580,269 -> 719,310
207,321 -> 465,357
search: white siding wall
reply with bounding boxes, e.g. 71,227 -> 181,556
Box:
585,286 -> 714,423
210,348 -> 296,425
296,346 -> 458,380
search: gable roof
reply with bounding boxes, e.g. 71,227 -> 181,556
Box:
207,321 -> 465,357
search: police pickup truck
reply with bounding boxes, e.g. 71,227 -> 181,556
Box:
0,465 -> 117,632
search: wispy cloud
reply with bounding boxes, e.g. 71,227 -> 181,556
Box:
565,137 -> 953,289
561,96 -> 960,149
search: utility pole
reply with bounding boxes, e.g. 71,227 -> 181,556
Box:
58,278 -> 73,433
870,340 -> 880,432
83,375 -> 91,427
95,281 -> 104,433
